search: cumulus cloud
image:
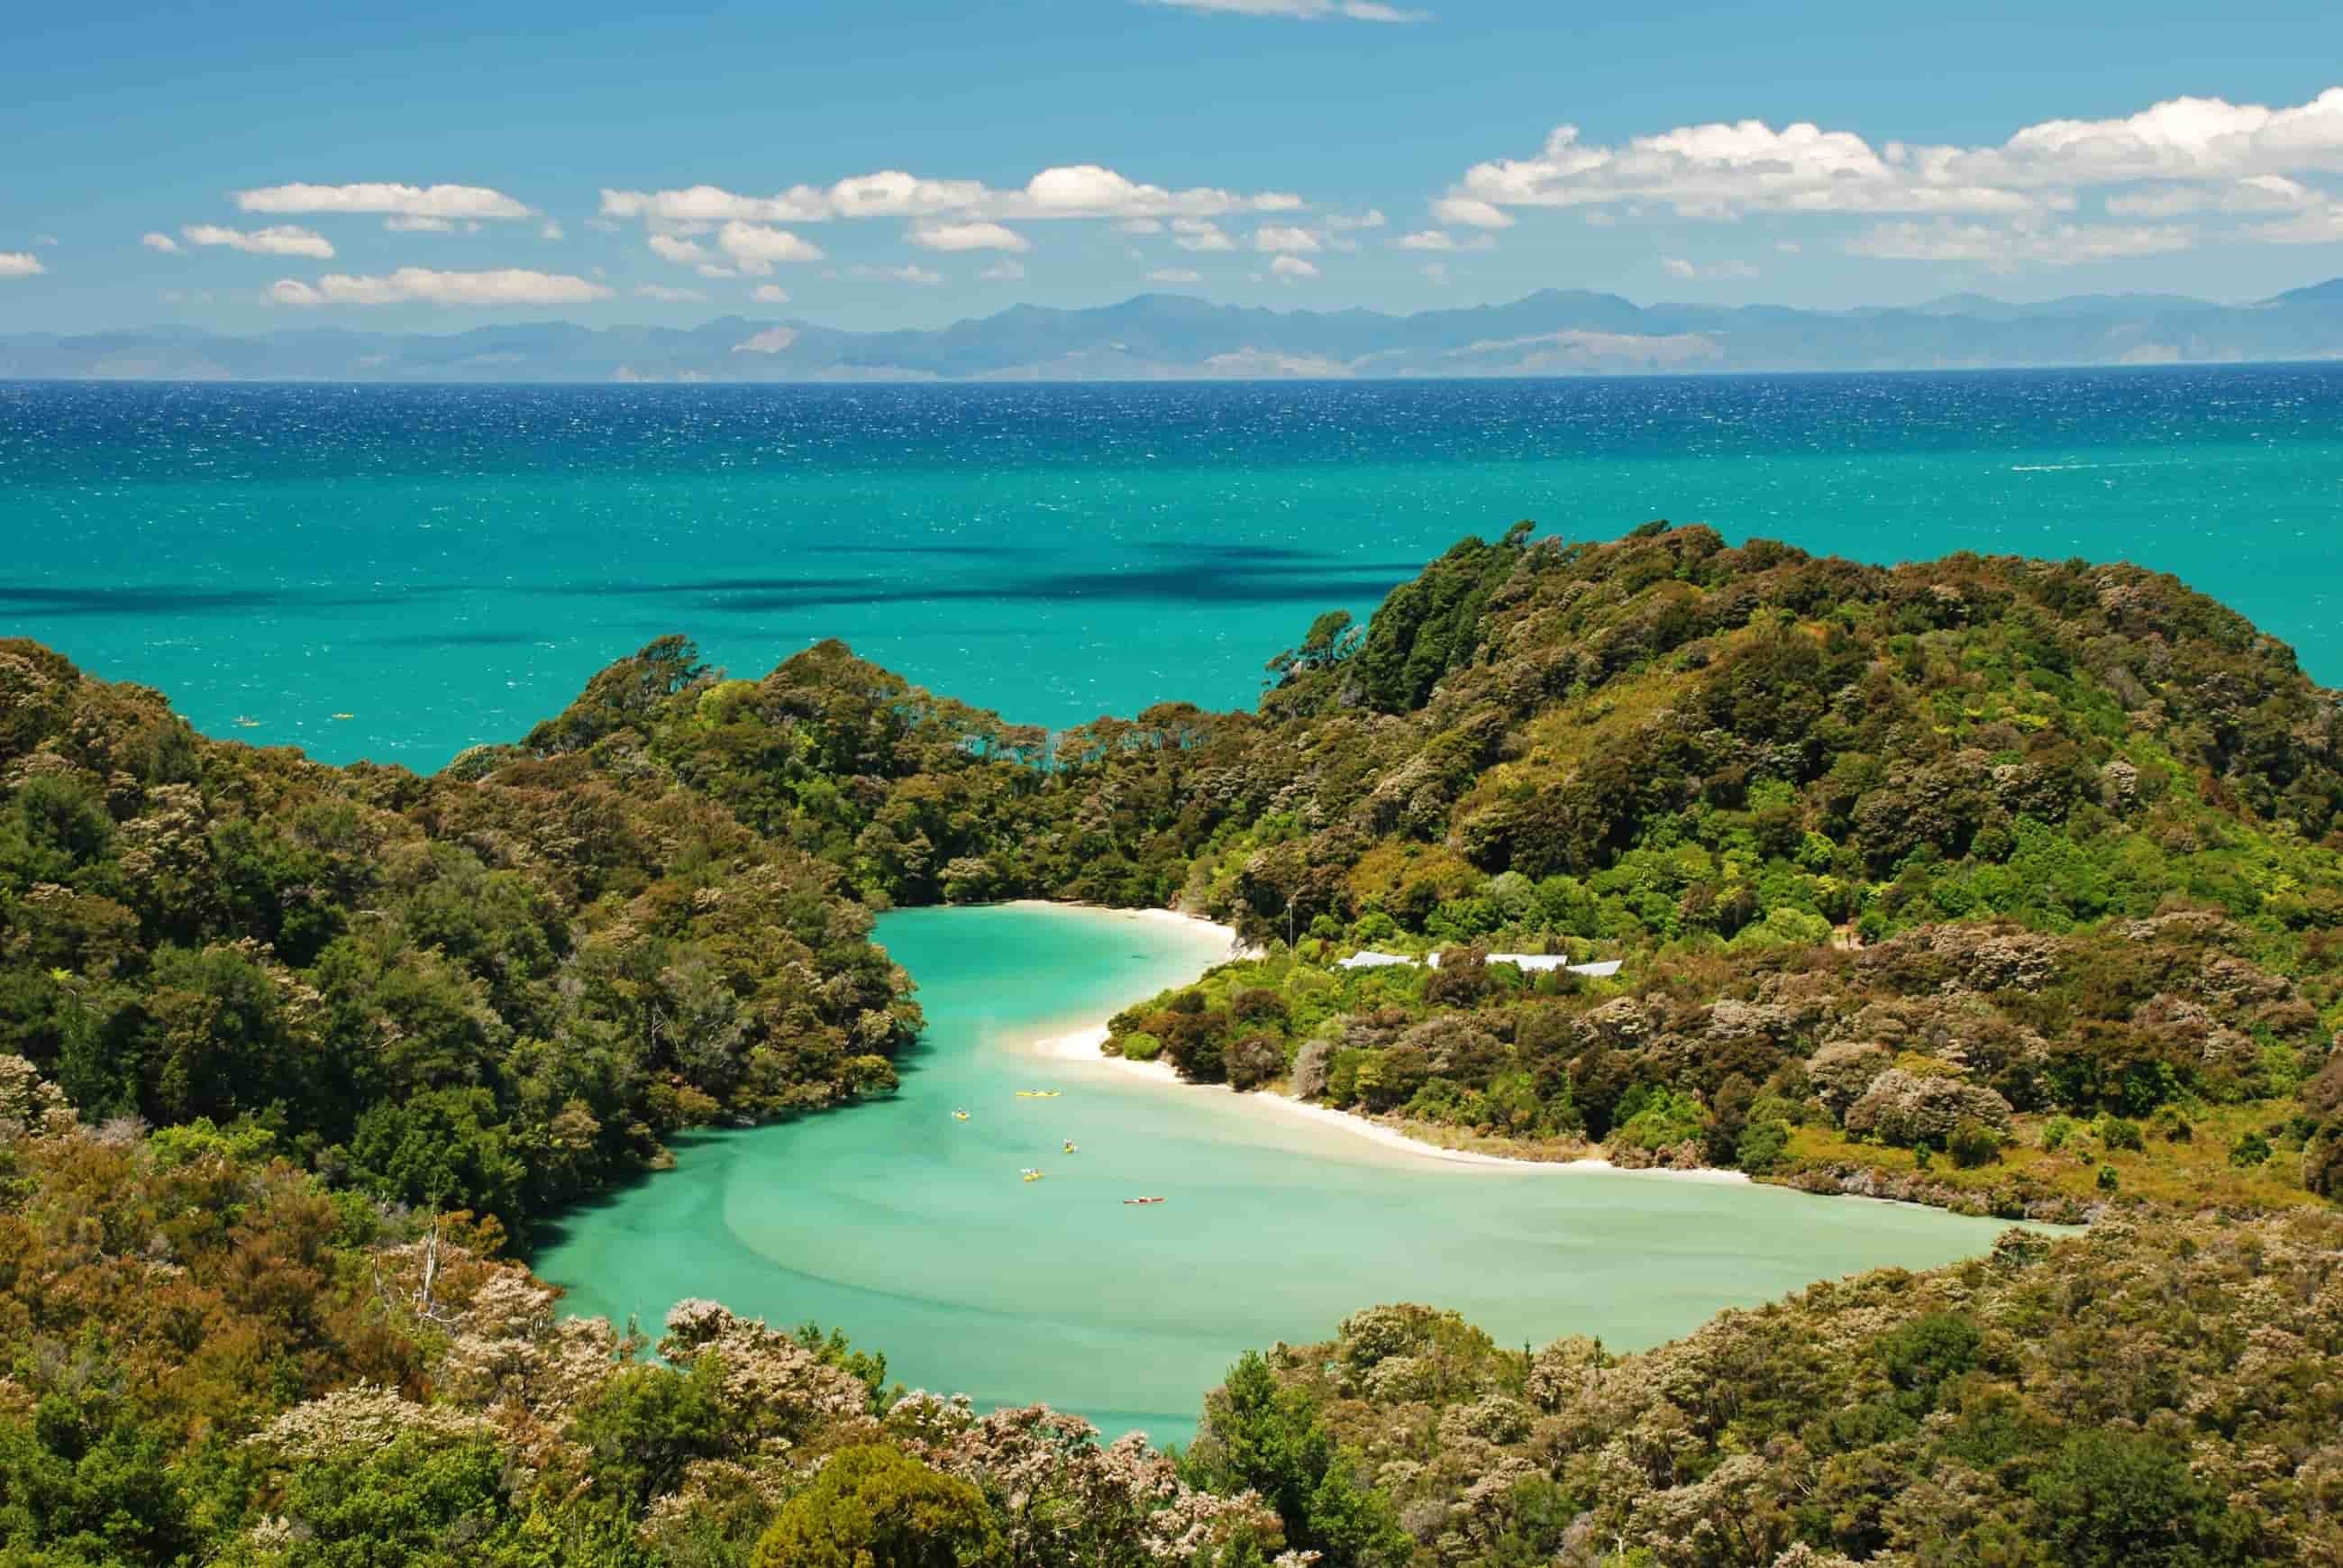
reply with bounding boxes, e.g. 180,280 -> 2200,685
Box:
751,283 -> 791,303
234,182 -> 534,219
1254,224 -> 1321,252
141,232 -> 182,253
1117,218 -> 1165,235
1660,256 -> 1760,280
980,259 -> 1027,280
846,263 -> 944,286
0,251 -> 44,278
648,233 -> 709,265
1271,254 -> 1320,279
1396,229 -> 1458,251
1844,217 -> 2193,266
1432,196 -> 1514,229
267,267 -> 613,306
634,283 -> 708,302
183,223 -> 336,258
384,215 -> 454,232
716,220 -> 825,274
2248,204 -> 2343,243
540,220 -> 566,241
1326,209 -> 1387,230
1145,0 -> 1425,18
599,164 -> 1299,226
1172,218 -> 1237,251
909,220 -> 1029,252
1147,267 -> 1204,283
1440,87 -> 2343,260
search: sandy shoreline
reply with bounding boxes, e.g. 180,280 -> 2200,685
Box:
1017,913 -> 1748,1185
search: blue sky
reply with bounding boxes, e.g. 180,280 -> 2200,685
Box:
5,0 -> 2341,333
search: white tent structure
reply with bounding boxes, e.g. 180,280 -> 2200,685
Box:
1335,952 -> 1621,978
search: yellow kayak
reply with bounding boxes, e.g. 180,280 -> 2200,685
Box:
1020,1168 -> 1045,1182
952,1110 -> 970,1122
1015,1090 -> 1062,1099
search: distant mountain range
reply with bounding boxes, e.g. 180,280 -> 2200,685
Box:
7,279 -> 2343,383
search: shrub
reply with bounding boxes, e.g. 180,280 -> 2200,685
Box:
2040,1115 -> 2078,1152
2151,1104 -> 2194,1143
2095,1115 -> 2146,1153
2229,1131 -> 2272,1169
2097,1164 -> 2120,1192
1736,1118 -> 1791,1173
1947,1117 -> 2002,1169
752,1445 -> 1001,1568
1117,1031 -> 1163,1062
1225,1034 -> 1285,1091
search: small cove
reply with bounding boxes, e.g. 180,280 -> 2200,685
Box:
534,903 -> 2027,1447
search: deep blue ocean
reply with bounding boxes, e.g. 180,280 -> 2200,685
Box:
4,368 -> 2339,770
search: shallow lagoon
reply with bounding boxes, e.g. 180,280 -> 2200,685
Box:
536,903 -> 2024,1446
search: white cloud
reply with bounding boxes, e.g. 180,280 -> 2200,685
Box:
2105,174 -> 2323,218
141,232 -> 182,253
1271,254 -> 1320,280
1147,267 -> 1203,283
1660,256 -> 1760,281
1172,218 -> 1237,251
599,165 -> 1299,226
385,215 -> 454,233
751,283 -> 791,303
0,251 -> 43,278
2246,204 -> 2343,243
733,326 -> 798,353
634,283 -> 708,302
648,233 -> 710,265
183,223 -> 336,258
846,263 -> 944,286
234,182 -> 534,219
1421,261 -> 1451,286
540,220 -> 565,241
266,267 -> 613,306
1326,209 -> 1387,230
1145,0 -> 1426,19
1117,218 -> 1165,235
1442,87 -> 2343,251
1396,229 -> 1458,251
1431,196 -> 1514,229
1254,224 -> 1321,252
1844,217 -> 2193,266
716,220 -> 825,274
910,220 -> 1030,252
980,259 -> 1027,280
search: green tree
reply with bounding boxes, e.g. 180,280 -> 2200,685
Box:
751,1445 -> 1000,1568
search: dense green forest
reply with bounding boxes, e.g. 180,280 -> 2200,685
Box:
5,519 -> 2343,1563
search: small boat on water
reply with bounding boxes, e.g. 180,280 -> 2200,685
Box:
1015,1089 -> 1062,1099
1020,1168 -> 1046,1182
1122,1196 -> 1165,1206
1062,1139 -> 1078,1153
232,716 -> 260,728
952,1109 -> 970,1121
331,712 -> 355,721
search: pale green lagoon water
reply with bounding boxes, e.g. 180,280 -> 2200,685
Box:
535,903 -> 2023,1446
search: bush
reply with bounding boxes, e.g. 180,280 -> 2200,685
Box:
2040,1115 -> 2079,1152
2151,1104 -> 2194,1143
752,1445 -> 1001,1568
1947,1117 -> 2001,1170
2229,1131 -> 2272,1169
1225,1034 -> 1285,1091
1735,1118 -> 1791,1174
2097,1164 -> 2120,1192
2095,1115 -> 2145,1153
1116,1031 -> 1162,1062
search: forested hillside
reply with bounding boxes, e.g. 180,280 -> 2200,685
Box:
7,519 -> 2343,1564
483,521 -> 2343,1211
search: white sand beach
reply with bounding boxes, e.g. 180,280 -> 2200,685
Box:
1018,927 -> 1750,1185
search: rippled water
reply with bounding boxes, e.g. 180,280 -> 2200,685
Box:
5,368 -> 2339,768
534,904 -> 2025,1447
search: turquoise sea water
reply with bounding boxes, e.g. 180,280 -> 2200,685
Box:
5,368 -> 2340,770
535,903 -> 2024,1447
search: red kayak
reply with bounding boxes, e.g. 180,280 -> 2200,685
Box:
1122,1196 -> 1166,1206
